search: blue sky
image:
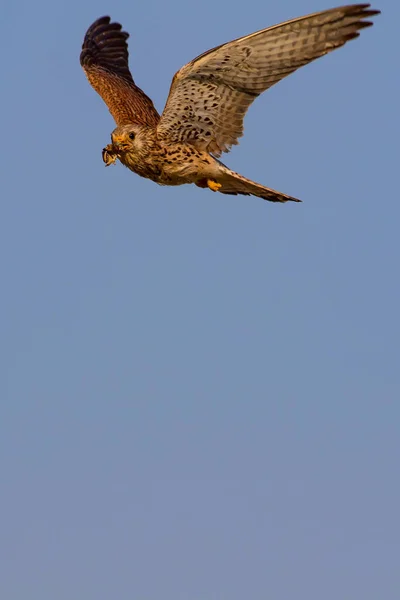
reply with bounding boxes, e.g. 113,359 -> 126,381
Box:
1,1 -> 399,599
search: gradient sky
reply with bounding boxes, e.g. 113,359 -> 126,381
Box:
1,1 -> 399,599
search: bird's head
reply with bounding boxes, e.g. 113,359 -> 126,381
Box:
102,124 -> 147,166
103,123 -> 157,171
110,124 -> 147,153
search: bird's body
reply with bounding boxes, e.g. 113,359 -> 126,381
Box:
102,123 -> 288,200
80,4 -> 379,204
103,125 -> 219,187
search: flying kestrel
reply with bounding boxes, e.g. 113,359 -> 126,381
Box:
80,4 -> 379,203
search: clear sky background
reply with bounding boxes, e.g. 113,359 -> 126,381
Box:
1,1 -> 399,599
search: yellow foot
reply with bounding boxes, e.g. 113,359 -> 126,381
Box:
207,179 -> 222,192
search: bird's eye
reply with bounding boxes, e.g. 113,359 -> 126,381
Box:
129,132 -> 135,140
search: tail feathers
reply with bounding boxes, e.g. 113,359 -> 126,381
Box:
217,167 -> 301,203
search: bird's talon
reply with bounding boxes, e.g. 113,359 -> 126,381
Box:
207,180 -> 222,192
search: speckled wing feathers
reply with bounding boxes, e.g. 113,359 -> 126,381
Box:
157,4 -> 379,156
80,17 -> 159,127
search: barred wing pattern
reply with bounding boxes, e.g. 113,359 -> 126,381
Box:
157,4 -> 379,156
80,17 -> 159,127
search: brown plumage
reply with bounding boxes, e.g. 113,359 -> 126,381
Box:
80,17 -> 159,127
80,5 -> 379,203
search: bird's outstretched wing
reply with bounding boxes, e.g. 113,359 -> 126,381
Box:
157,4 -> 379,156
80,16 -> 160,127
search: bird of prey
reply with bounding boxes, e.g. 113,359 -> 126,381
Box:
80,4 -> 379,204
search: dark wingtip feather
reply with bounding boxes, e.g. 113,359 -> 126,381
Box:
80,16 -> 133,82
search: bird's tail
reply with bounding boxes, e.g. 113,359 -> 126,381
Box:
215,165 -> 301,203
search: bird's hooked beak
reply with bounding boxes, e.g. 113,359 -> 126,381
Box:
102,133 -> 130,166
111,134 -> 130,151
